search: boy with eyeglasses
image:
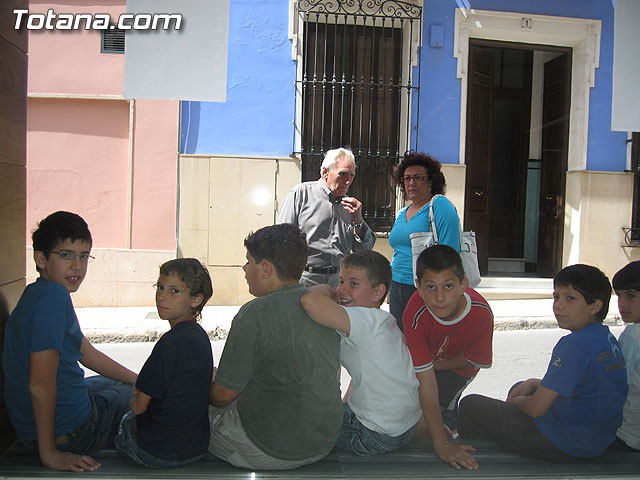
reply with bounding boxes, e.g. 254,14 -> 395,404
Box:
3,211 -> 138,472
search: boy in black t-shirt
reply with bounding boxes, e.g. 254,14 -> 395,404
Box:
115,259 -> 214,468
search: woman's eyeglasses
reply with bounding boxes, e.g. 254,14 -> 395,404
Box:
401,175 -> 428,184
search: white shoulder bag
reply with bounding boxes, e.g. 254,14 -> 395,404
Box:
409,194 -> 481,288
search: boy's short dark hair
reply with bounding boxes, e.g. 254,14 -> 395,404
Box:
612,261 -> 640,292
32,211 -> 92,273
342,250 -> 391,305
416,244 -> 465,283
554,264 -> 611,321
160,258 -> 213,318
244,224 -> 308,282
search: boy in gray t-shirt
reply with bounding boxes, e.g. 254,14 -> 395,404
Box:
208,224 -> 342,470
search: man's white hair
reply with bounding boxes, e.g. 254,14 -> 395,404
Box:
320,147 -> 356,174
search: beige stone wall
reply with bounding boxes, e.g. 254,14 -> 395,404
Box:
564,170 -> 639,279
26,248 -> 175,307
178,154 -> 301,305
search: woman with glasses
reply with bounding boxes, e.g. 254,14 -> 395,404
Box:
388,152 -> 461,331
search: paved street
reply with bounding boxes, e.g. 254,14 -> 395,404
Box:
90,325 -> 625,400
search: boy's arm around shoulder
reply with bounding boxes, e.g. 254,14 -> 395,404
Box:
300,284 -> 351,335
29,350 -> 101,472
79,337 -> 137,384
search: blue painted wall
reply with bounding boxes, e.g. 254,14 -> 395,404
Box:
180,0 -> 295,157
181,0 -> 627,172
415,1 -> 461,164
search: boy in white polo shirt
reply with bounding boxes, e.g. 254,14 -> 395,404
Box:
300,250 -> 422,455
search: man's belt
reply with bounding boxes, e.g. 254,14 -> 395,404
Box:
305,265 -> 338,274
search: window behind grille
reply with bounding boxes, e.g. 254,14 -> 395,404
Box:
294,1 -> 422,232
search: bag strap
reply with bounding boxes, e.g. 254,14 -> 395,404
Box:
427,194 -> 443,244
428,194 -> 465,250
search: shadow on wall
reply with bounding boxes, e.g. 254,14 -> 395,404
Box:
0,292 -> 16,453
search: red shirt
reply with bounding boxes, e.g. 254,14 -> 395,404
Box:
402,288 -> 493,378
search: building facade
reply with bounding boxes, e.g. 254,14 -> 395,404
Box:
177,0 -> 639,305
25,0 -> 639,306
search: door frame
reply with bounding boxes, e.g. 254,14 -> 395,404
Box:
464,40 -> 571,274
454,8 -> 601,268
454,9 -> 600,172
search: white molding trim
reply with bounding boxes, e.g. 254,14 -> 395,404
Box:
27,93 -> 126,100
454,8 -> 601,170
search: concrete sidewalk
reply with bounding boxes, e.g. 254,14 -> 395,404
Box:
76,297 -> 624,343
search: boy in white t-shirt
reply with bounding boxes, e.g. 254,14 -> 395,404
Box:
610,261 -> 640,451
300,250 -> 422,456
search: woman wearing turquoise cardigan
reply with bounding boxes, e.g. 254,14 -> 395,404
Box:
388,152 -> 461,332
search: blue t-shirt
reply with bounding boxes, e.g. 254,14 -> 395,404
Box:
3,278 -> 90,440
534,322 -> 628,457
389,195 -> 461,285
135,321 -> 214,460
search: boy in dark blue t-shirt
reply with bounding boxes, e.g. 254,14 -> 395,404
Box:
115,258 -> 214,468
458,264 -> 627,460
3,211 -> 137,472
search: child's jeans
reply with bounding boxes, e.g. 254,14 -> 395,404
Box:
20,375 -> 133,454
336,403 -> 418,456
458,393 -> 576,461
435,370 -> 475,430
388,281 -> 417,332
115,411 -> 203,468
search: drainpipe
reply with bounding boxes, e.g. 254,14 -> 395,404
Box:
127,99 -> 136,249
176,101 -> 181,257
631,132 -> 640,239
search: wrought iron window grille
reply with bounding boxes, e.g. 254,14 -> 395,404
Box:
623,228 -> 640,247
292,0 -> 422,232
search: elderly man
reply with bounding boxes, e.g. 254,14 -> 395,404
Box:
277,147 -> 375,288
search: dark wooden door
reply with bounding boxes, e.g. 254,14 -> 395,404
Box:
464,45 -> 493,274
488,87 -> 531,259
537,53 -> 571,277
